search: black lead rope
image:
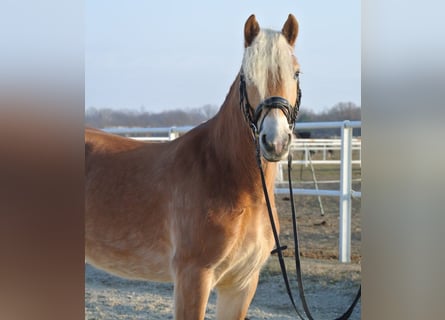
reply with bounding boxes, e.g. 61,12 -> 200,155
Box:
254,140 -> 307,320
255,144 -> 361,320
286,153 -> 362,320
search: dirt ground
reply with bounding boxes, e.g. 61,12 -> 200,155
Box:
85,259 -> 360,320
85,187 -> 361,319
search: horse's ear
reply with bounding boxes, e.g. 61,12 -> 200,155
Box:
244,14 -> 260,48
282,14 -> 299,47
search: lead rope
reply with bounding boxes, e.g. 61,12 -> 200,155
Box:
255,142 -> 361,320
286,153 -> 362,320
254,139 -> 306,320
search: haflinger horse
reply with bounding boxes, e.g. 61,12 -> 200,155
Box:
86,14 -> 301,320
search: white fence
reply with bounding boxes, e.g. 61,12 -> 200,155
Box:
104,126 -> 193,142
277,121 -> 361,263
288,138 -> 361,165
104,121 -> 361,263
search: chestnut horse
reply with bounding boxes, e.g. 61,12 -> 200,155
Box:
86,14 -> 300,320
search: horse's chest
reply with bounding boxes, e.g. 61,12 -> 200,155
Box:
215,215 -> 275,287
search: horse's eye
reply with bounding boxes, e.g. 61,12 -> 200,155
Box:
294,71 -> 300,80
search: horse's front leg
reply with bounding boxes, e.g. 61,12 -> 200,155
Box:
215,270 -> 260,320
173,262 -> 214,320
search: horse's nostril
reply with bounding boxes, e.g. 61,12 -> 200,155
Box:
261,134 -> 274,152
261,134 -> 267,144
261,133 -> 291,156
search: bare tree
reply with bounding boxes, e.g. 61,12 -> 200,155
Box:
200,104 -> 218,120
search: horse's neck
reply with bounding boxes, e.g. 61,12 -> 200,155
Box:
210,75 -> 278,194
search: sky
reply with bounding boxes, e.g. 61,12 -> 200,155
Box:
86,1 -> 360,113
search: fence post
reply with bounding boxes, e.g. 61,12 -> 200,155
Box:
339,120 -> 352,263
169,127 -> 178,140
276,162 -> 284,184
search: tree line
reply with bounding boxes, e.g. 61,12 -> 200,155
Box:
85,102 -> 360,137
296,102 -> 361,137
85,104 -> 219,129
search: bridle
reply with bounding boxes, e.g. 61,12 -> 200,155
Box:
239,71 -> 362,319
239,71 -> 301,136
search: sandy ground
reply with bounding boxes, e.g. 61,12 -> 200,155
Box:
85,259 -> 360,320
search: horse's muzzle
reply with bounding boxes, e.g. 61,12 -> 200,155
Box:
260,132 -> 292,162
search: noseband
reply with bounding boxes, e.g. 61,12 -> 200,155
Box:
239,72 -> 302,134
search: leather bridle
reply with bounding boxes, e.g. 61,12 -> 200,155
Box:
239,72 -> 301,136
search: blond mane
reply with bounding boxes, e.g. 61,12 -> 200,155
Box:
242,29 -> 298,99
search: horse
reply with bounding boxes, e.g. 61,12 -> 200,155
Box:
85,14 -> 301,320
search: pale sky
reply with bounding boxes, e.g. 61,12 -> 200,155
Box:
86,1 -> 360,113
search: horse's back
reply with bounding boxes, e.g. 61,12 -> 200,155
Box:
85,127 -> 164,178
85,127 -> 146,156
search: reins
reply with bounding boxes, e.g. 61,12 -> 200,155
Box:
240,73 -> 361,319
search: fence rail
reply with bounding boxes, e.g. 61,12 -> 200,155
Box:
104,121 -> 361,263
287,138 -> 361,166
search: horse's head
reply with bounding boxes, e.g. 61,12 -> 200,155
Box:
241,14 -> 301,162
